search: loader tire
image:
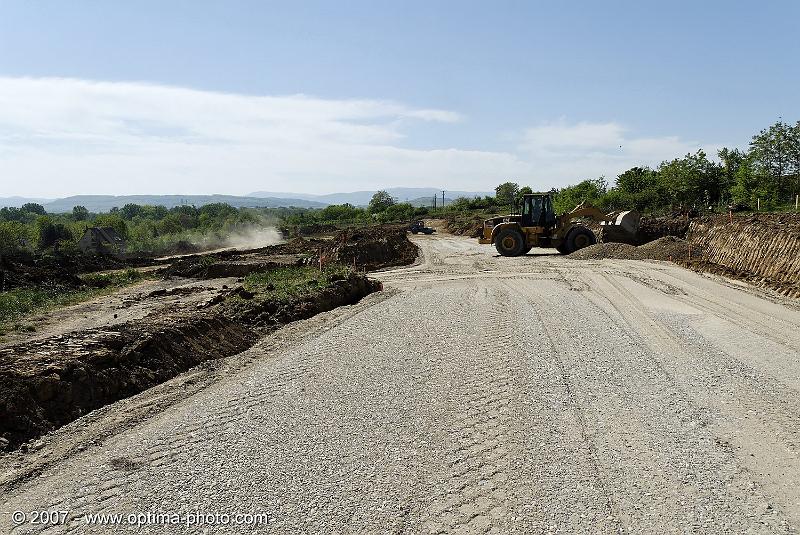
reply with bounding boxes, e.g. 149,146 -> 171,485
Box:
495,228 -> 525,257
564,226 -> 596,253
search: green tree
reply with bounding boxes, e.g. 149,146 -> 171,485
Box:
0,221 -> 30,252
749,120 -> 799,200
120,203 -> 144,220
368,190 -> 396,213
378,202 -> 415,223
21,202 -> 46,215
72,205 -> 89,221
717,148 -> 746,204
552,178 -> 608,213
318,203 -> 363,222
0,207 -> 29,222
657,150 -> 724,208
494,182 -> 519,205
609,167 -> 665,212
156,213 -> 184,235
449,197 -> 473,211
34,216 -> 72,249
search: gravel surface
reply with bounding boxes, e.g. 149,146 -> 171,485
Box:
2,235 -> 800,533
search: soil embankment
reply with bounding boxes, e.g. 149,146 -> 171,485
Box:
0,274 -> 377,450
683,214 -> 800,298
0,225 -> 417,451
569,212 -> 800,298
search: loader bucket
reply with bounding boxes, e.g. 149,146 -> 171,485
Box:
599,210 -> 640,244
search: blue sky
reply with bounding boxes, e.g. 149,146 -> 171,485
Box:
0,0 -> 798,197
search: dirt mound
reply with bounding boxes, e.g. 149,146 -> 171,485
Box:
635,236 -> 692,261
444,215 -> 486,238
322,226 -> 418,270
636,216 -> 691,244
162,257 -> 300,279
1,250 -> 160,292
568,236 -> 691,261
567,242 -> 638,260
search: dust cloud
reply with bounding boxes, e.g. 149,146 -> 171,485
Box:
221,226 -> 284,249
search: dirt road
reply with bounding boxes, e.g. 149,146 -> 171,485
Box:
3,235 -> 800,533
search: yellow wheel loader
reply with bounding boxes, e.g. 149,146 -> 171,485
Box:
478,192 -> 640,256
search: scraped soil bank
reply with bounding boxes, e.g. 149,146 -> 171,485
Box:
0,225 -> 418,451
569,212 -> 800,298
682,214 -> 800,298
0,273 -> 379,450
161,225 -> 418,277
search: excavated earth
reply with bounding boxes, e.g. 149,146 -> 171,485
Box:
569,212 -> 800,298
0,226 -> 416,451
569,236 -> 692,261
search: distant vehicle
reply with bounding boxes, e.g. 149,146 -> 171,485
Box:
409,220 -> 436,235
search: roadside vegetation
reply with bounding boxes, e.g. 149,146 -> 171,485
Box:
534,119 -> 800,215
0,268 -> 144,336
241,264 -> 353,302
0,203 -> 293,256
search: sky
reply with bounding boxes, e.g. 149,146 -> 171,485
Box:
0,0 -> 798,198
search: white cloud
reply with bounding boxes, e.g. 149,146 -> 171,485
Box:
520,119 -> 720,189
0,78 -> 718,197
0,77 -> 516,196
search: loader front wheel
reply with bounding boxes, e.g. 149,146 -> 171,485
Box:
495,228 -> 525,257
564,226 -> 596,253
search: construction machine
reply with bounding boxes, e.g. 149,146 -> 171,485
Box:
409,220 -> 436,235
478,192 -> 640,256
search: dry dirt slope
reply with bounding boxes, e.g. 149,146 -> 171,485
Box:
2,234 -> 800,533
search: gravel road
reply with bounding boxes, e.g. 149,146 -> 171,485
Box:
2,235 -> 800,534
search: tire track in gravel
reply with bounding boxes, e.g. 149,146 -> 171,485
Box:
506,272 -> 790,533
653,268 -> 799,352
576,273 -> 800,532
586,270 -> 800,530
416,283 -> 518,534
498,278 -> 624,534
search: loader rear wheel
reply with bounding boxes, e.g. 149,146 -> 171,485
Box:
495,228 -> 525,257
564,226 -> 596,253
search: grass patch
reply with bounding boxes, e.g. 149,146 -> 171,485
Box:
242,264 -> 351,302
0,268 -> 145,336
82,268 -> 144,288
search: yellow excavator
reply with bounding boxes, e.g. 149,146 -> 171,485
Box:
478,192 -> 640,256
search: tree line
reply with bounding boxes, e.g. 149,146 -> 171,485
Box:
0,202 -> 289,254
499,119 -> 800,215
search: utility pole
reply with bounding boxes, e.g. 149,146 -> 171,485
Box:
442,190 -> 445,208
433,195 -> 436,210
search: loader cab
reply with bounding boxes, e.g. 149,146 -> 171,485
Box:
520,193 -> 557,228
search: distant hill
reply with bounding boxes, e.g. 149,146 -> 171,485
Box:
248,187 -> 494,207
41,195 -> 327,213
2,188 -> 494,213
0,196 -> 54,208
